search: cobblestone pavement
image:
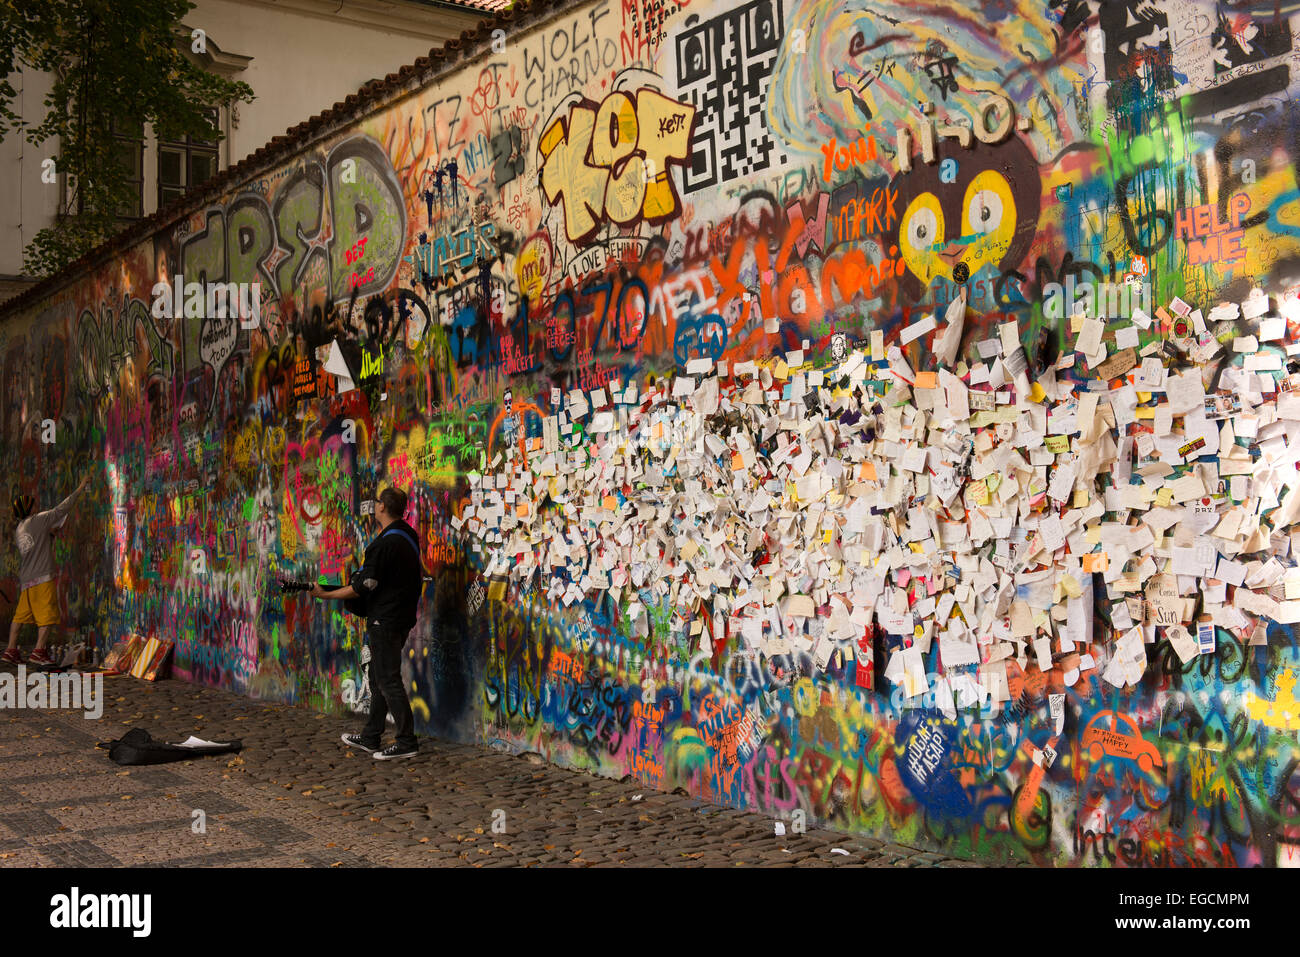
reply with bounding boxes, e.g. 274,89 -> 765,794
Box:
0,666 -> 978,867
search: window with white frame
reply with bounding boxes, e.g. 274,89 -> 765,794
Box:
158,106 -> 220,209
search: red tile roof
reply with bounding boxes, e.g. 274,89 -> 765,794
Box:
446,0 -> 514,10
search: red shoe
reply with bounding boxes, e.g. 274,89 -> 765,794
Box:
27,648 -> 52,666
0,648 -> 22,665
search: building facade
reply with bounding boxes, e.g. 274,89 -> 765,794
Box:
0,0 -> 503,303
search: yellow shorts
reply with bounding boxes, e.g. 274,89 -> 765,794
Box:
13,581 -> 60,627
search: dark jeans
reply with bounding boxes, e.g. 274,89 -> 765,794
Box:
360,620 -> 417,751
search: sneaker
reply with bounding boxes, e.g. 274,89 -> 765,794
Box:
373,743 -> 418,761
27,648 -> 52,666
341,733 -> 378,753
0,648 -> 22,665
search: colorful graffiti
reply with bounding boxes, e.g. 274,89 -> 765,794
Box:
3,0 -> 1300,867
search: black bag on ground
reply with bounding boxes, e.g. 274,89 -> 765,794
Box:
98,727 -> 243,766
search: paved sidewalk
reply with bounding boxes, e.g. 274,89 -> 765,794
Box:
0,666 -> 977,867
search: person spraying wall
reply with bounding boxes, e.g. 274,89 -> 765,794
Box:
4,473 -> 92,666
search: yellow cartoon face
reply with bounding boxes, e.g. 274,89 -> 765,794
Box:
888,137 -> 1041,299
898,170 -> 1018,283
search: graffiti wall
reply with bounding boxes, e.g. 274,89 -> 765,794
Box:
3,0 -> 1300,865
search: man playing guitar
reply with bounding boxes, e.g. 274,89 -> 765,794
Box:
312,486 -> 423,760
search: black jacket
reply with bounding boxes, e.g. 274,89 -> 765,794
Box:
353,519 -> 422,632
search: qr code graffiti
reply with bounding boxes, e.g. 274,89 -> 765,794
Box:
674,0 -> 786,193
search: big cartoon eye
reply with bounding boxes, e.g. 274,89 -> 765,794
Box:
961,170 -> 1016,245
966,189 -> 1004,234
910,207 -> 936,245
898,192 -> 946,282
903,196 -> 942,250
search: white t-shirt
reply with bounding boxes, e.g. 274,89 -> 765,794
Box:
16,490 -> 77,590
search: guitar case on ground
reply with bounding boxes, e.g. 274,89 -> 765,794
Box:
98,728 -> 243,766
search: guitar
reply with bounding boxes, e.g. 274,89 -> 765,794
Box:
276,520 -> 436,617
276,568 -> 438,617
277,573 -> 370,616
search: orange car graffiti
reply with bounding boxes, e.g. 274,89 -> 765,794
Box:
1082,711 -> 1164,773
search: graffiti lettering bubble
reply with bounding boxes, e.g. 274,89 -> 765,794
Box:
491,284 -> 505,314
328,141 -> 407,299
342,418 -> 356,443
539,89 -> 695,243
189,548 -> 207,575
791,809 -> 806,834
191,28 -> 206,54
492,28 -> 506,54
40,419 -> 55,444
41,157 -> 56,184
191,809 -> 206,834
940,157 -> 957,183
491,808 -> 506,833
1241,159 -> 1256,185
641,678 -> 656,704
791,27 -> 805,54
